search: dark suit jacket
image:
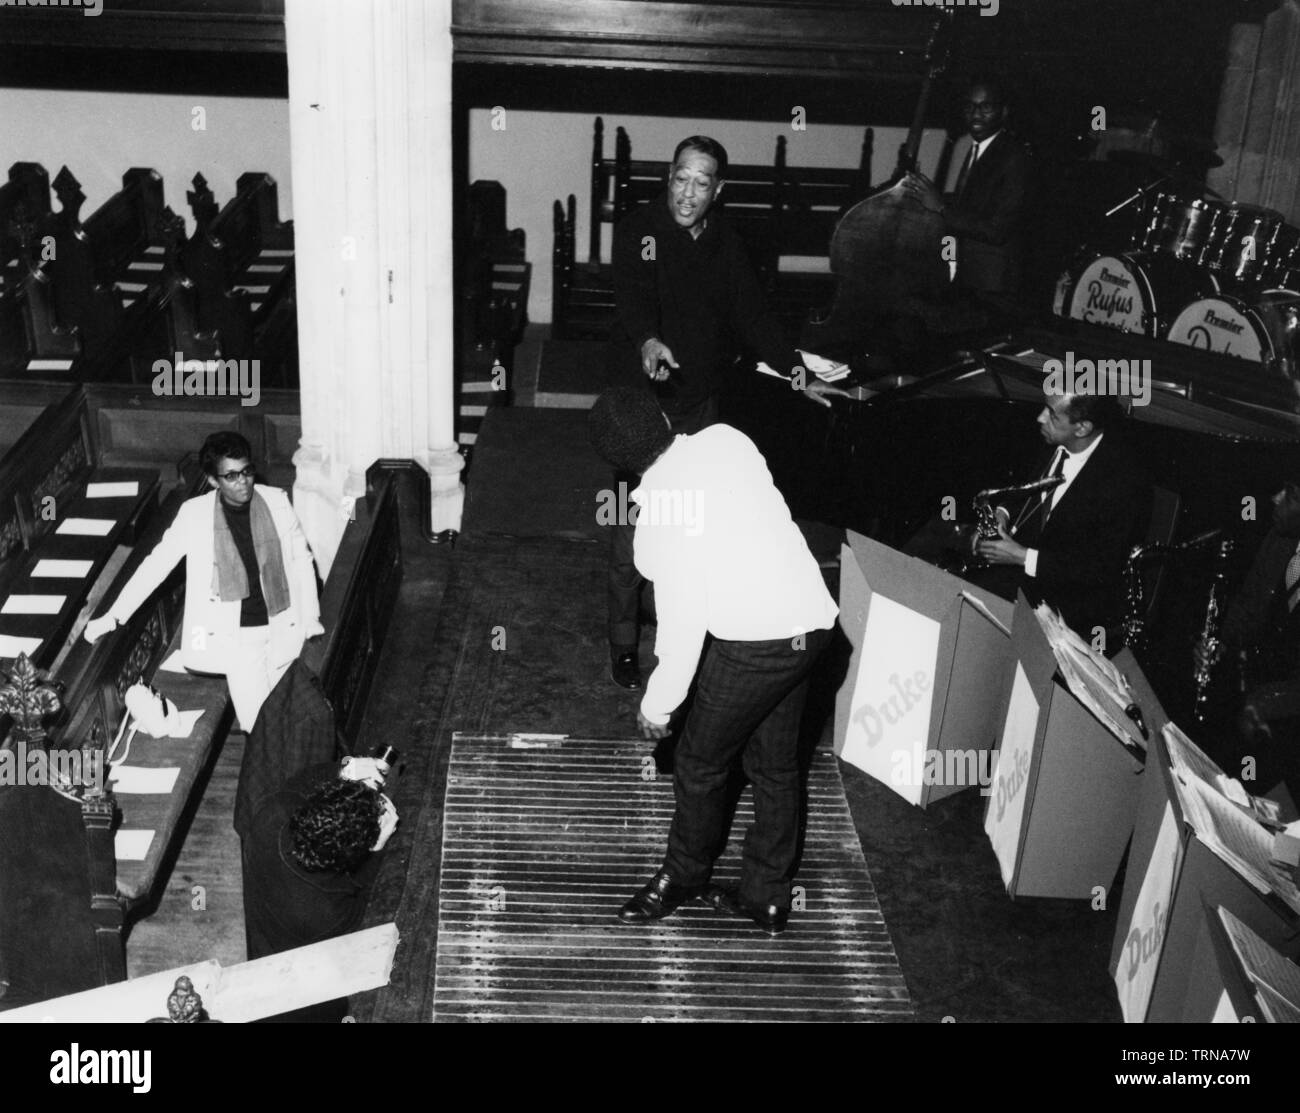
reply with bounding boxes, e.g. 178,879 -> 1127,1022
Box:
944,132 -> 1033,296
1013,433 -> 1153,639
1221,527 -> 1300,676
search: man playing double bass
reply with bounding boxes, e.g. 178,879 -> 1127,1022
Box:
903,77 -> 1034,319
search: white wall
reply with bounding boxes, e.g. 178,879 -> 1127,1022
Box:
0,89 -> 291,233
468,108 -> 952,323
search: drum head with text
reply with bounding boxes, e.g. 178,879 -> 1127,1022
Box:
1065,255 -> 1152,333
1166,298 -> 1267,362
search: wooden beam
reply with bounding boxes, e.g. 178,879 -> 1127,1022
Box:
0,924 -> 399,1022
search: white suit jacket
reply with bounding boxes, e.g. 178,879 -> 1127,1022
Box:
106,485 -> 321,675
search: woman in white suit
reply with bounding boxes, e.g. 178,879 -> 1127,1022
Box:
85,432 -> 323,730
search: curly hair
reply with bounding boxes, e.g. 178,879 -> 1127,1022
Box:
199,431 -> 254,476
589,387 -> 674,475
288,778 -> 383,872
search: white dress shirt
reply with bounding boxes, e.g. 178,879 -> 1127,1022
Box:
632,425 -> 839,724
1024,433 -> 1104,578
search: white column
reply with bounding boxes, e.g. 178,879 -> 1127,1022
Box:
285,0 -> 462,574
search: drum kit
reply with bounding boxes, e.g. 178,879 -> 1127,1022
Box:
1053,142 -> 1300,379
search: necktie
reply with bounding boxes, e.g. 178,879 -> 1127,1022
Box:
954,142 -> 979,200
1040,448 -> 1067,524
1286,541 -> 1300,611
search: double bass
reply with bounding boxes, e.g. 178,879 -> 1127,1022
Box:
825,12 -> 955,323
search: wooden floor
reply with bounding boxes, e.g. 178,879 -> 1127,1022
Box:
124,732 -> 247,977
433,733 -> 913,1022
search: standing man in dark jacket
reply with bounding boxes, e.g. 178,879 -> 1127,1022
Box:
904,77 -> 1033,313
605,135 -> 842,689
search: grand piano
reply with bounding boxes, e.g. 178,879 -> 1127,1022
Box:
724,312 -> 1300,727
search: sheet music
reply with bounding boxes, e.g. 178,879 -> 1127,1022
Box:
1217,906 -> 1300,1023
1174,775 -> 1300,914
1034,604 -> 1144,749
1164,722 -> 1227,785
1164,723 -> 1283,827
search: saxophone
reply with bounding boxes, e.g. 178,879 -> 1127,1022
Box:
972,474 -> 1066,541
1118,527 -> 1227,712
1192,539 -> 1235,723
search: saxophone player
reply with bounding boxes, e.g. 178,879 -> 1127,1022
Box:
973,390 -> 1153,648
1195,481 -> 1300,791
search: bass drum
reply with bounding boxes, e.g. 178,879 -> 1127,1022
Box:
1165,292 -> 1300,377
1052,252 -> 1216,337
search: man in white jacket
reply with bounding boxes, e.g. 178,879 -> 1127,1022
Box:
85,432 -> 323,730
590,388 -> 839,935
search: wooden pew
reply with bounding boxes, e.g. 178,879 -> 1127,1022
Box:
0,162 -> 51,281
181,172 -> 295,377
460,181 -> 529,446
301,468 -> 403,752
0,469 -> 405,991
82,168 -> 169,313
0,384 -> 160,671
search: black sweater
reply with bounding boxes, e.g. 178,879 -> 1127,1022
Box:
611,195 -> 799,414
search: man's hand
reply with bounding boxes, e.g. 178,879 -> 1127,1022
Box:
799,377 -> 852,408
901,171 -> 943,214
84,615 -> 119,644
976,522 -> 1027,566
637,709 -> 672,741
641,338 -> 679,382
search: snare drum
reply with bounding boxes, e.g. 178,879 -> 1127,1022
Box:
1165,291 -> 1300,377
1139,192 -> 1229,263
1053,251 -> 1216,337
1201,205 -> 1286,284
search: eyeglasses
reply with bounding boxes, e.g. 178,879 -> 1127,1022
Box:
217,466 -> 256,483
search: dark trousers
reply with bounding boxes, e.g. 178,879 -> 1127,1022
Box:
607,396 -> 718,649
663,627 -> 831,908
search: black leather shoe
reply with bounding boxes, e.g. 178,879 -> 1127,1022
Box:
610,650 -> 642,690
619,870 -> 704,923
703,883 -> 789,936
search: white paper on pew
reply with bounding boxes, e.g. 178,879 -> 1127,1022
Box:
0,634 -> 43,657
109,766 -> 181,794
85,481 -> 139,499
114,829 -> 154,861
159,650 -> 187,673
55,517 -> 115,537
166,709 -> 206,739
31,559 -> 93,578
2,594 -> 65,615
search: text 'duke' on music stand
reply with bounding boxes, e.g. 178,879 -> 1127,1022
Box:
983,591 -> 1152,901
1109,720 -> 1300,1023
833,531 -> 1014,809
